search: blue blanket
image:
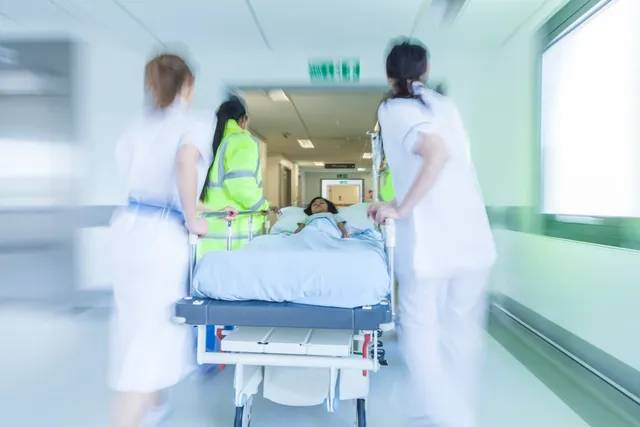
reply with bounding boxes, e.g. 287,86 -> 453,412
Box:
193,215 -> 390,308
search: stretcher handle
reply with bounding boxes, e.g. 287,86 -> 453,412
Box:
382,218 -> 396,327
383,218 -> 396,248
187,209 -> 270,294
200,209 -> 269,219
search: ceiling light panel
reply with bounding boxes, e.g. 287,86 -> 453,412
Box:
267,89 -> 290,102
298,139 -> 315,149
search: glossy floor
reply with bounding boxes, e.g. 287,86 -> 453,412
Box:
0,302 -> 625,427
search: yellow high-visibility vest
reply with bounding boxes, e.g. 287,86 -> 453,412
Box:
199,119 -> 268,255
380,168 -> 396,202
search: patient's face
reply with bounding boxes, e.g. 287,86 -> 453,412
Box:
311,199 -> 329,214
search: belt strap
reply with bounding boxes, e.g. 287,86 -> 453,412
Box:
127,198 -> 184,222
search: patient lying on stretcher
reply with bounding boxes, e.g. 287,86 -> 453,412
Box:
294,197 -> 350,239
193,201 -> 389,307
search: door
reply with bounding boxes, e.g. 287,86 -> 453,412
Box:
328,185 -> 360,207
321,179 -> 363,206
280,165 -> 292,207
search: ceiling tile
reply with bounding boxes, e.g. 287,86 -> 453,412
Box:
250,0 -> 423,51
416,0 -> 549,47
290,91 -> 383,138
117,0 -> 269,50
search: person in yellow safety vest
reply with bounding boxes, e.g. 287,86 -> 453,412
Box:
379,160 -> 396,202
198,96 -> 268,255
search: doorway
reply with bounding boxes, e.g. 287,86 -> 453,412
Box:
280,165 -> 292,207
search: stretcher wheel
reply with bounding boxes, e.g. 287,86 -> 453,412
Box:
233,397 -> 252,427
356,398 -> 366,427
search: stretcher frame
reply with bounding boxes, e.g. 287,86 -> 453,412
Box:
174,130 -> 393,427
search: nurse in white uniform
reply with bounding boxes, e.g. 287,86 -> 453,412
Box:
370,40 -> 496,426
109,54 -> 213,427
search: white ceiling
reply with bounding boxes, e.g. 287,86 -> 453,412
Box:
0,0 -> 570,167
418,0 -> 562,47
0,0 -> 569,51
240,88 -> 385,168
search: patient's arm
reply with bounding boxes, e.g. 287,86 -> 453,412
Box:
294,223 -> 305,234
338,222 -> 350,239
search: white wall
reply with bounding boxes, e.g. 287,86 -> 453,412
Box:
483,31 -> 640,370
74,40 -> 146,205
292,163 -> 300,206
492,230 -> 640,371
74,39 -> 226,206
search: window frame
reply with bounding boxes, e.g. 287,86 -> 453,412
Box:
533,0 -> 640,248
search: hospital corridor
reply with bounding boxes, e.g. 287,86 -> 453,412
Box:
1,1 -> 640,426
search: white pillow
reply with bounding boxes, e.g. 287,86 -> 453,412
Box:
339,203 -> 375,230
270,207 -> 306,234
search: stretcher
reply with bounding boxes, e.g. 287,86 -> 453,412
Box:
174,209 -> 396,427
174,129 -> 393,426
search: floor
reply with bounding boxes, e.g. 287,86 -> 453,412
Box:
0,302 -> 628,427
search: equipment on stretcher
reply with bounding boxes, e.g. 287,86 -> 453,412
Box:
174,131 -> 394,427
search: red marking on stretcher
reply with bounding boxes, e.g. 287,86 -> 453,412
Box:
216,327 -> 226,370
362,333 -> 371,377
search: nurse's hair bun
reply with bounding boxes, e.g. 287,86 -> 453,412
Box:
145,54 -> 194,108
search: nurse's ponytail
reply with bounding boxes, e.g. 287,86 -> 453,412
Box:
199,96 -> 248,202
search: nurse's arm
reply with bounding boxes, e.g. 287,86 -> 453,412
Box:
397,132 -> 450,217
176,144 -> 207,234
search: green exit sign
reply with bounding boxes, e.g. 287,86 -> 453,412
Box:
309,58 -> 360,83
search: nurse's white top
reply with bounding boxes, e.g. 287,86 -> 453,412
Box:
115,100 -> 212,209
378,84 -> 496,279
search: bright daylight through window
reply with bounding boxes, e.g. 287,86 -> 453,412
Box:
541,0 -> 640,217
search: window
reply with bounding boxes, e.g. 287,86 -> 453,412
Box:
541,0 -> 640,217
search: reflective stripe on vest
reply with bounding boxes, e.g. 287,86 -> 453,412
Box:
249,196 -> 266,211
200,234 -> 252,240
208,137 -> 262,188
224,170 -> 255,180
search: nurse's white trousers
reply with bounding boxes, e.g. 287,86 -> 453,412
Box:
396,268 -> 491,427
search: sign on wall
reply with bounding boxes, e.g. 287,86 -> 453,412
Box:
309,58 -> 360,82
325,163 -> 355,169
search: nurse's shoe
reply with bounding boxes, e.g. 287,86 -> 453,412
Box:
139,400 -> 171,427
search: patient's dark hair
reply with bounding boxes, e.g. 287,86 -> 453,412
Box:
304,197 -> 339,216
